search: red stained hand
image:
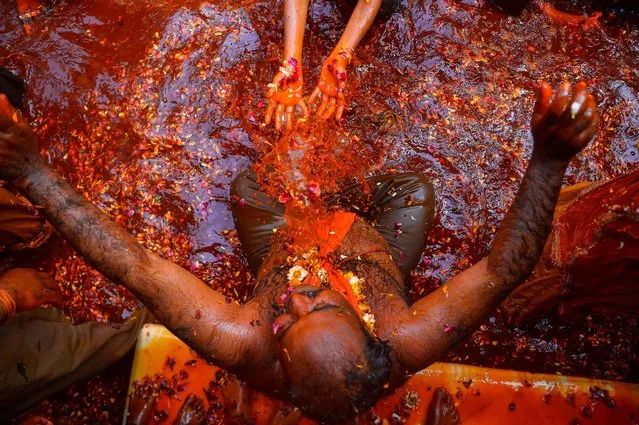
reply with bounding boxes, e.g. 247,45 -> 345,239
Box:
308,53 -> 349,121
0,94 -> 43,182
265,58 -> 310,132
0,268 -> 62,313
531,81 -> 598,162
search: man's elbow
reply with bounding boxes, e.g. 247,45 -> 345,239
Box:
487,242 -> 540,289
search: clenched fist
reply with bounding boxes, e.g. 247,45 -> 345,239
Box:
531,81 -> 598,162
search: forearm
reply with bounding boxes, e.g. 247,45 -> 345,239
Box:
391,155 -> 568,373
334,0 -> 382,54
283,0 -> 310,61
15,164 -> 150,286
487,153 -> 567,286
13,164 -> 253,368
390,260 -> 502,372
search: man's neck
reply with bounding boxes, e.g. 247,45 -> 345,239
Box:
339,259 -> 410,336
252,218 -> 412,327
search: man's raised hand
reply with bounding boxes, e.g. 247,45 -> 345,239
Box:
265,58 -> 310,132
308,51 -> 349,121
531,81 -> 598,162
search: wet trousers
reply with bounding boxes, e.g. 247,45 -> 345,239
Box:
0,308 -> 150,421
230,170 -> 436,282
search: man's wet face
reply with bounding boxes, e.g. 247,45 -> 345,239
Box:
274,286 -> 370,393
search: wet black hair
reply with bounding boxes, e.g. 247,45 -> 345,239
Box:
346,337 -> 392,414
289,335 -> 391,423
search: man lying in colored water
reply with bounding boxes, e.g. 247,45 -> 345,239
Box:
264,0 -> 399,130
0,81 -> 598,422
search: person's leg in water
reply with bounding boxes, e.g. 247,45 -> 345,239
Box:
0,307 -> 152,421
0,68 -> 152,422
330,173 -> 436,282
230,169 -> 435,281
230,169 -> 286,275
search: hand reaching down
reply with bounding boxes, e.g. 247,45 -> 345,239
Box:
265,58 -> 309,132
308,51 -> 350,121
0,94 -> 44,182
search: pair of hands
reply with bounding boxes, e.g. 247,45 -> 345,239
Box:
264,52 -> 349,132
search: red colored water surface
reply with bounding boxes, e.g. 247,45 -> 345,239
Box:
1,0 -> 638,423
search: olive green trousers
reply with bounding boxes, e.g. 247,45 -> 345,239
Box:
0,307 -> 150,421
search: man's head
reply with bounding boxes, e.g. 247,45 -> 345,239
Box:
273,286 -> 391,422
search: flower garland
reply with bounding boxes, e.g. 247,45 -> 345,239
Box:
281,247 -> 376,334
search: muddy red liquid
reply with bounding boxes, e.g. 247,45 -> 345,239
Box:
1,0 -> 638,423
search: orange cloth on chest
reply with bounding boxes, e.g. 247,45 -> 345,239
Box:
302,212 -> 363,319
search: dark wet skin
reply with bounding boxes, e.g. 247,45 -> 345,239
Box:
0,79 -> 599,418
273,285 -> 372,392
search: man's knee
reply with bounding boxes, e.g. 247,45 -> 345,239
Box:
395,172 -> 435,205
230,169 -> 258,200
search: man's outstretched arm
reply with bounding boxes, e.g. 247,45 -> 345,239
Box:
0,95 -> 272,374
389,82 -> 598,373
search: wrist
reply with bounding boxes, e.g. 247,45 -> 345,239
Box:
12,159 -> 49,195
330,47 -> 352,65
278,57 -> 302,84
529,150 -> 570,173
282,51 -> 302,65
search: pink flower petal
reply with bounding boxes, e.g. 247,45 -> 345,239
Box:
308,182 -> 321,197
